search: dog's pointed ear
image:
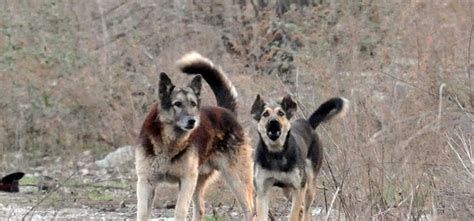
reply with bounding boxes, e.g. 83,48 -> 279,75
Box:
281,95 -> 297,119
251,94 -> 266,121
159,72 -> 174,100
188,75 -> 202,97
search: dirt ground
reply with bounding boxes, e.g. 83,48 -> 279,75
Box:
0,163 -> 342,221
0,146 -> 464,221
0,151 -> 328,221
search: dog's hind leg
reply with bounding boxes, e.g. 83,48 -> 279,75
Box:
221,169 -> 254,221
136,179 -> 155,221
303,180 -> 317,221
302,174 -> 317,221
218,148 -> 254,220
221,168 -> 254,220
192,171 -> 217,221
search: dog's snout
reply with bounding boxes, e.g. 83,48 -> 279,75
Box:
187,118 -> 196,127
266,118 -> 281,132
268,119 -> 281,129
179,116 -> 198,130
266,118 -> 282,141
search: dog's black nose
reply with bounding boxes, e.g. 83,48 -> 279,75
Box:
269,119 -> 279,124
187,119 -> 196,127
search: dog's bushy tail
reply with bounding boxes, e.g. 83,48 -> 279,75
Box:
308,97 -> 349,129
177,51 -> 238,114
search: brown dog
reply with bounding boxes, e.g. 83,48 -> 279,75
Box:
135,52 -> 253,221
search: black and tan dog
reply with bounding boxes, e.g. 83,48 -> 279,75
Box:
136,52 -> 253,221
250,95 -> 348,221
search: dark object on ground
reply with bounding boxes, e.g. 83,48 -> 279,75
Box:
0,172 -> 25,192
38,176 -> 55,191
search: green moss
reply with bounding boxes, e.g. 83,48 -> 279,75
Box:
205,214 -> 226,221
19,175 -> 39,186
382,185 -> 402,206
87,190 -> 114,201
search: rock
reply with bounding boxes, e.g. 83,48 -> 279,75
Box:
38,176 -> 55,191
94,145 -> 135,168
80,168 -> 90,176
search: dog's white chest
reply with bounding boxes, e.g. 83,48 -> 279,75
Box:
254,164 -> 303,191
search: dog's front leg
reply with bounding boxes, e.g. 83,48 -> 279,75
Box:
289,187 -> 305,221
136,178 -> 155,221
175,166 -> 198,221
255,190 -> 269,221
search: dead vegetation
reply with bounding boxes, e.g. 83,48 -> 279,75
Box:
0,0 -> 473,220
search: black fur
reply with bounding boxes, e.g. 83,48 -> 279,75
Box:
254,119 -> 322,189
179,60 -> 238,114
255,132 -> 301,173
308,97 -> 346,129
250,94 -> 265,121
188,75 -> 202,97
158,72 -> 175,109
280,95 -> 297,119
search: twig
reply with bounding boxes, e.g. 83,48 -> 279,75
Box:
249,0 -> 260,17
397,120 -> 436,150
446,131 -> 474,179
94,7 -> 154,50
453,96 -> 474,122
431,190 -> 438,220
227,199 -> 236,213
274,73 -> 309,118
468,1 -> 473,107
323,181 -> 328,213
405,185 -> 418,221
95,0 -> 112,98
22,171 -> 78,220
379,71 -> 436,97
371,186 -> 413,218
324,187 -> 340,221
324,156 -> 340,190
7,204 -> 14,220
438,83 -> 446,130
379,71 -> 474,114
90,0 -> 128,21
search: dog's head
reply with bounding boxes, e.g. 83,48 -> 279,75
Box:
250,94 -> 297,151
158,72 -> 202,133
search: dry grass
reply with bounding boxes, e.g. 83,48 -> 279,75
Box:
0,0 -> 473,219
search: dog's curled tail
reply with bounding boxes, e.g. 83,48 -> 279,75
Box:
177,51 -> 238,114
308,97 -> 349,129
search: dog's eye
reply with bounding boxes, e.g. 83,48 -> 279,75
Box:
262,111 -> 269,117
277,110 -> 285,117
173,101 -> 182,108
190,101 -> 197,107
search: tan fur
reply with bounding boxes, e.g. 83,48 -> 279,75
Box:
257,105 -> 291,151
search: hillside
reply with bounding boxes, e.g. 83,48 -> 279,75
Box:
1,0 -> 472,220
